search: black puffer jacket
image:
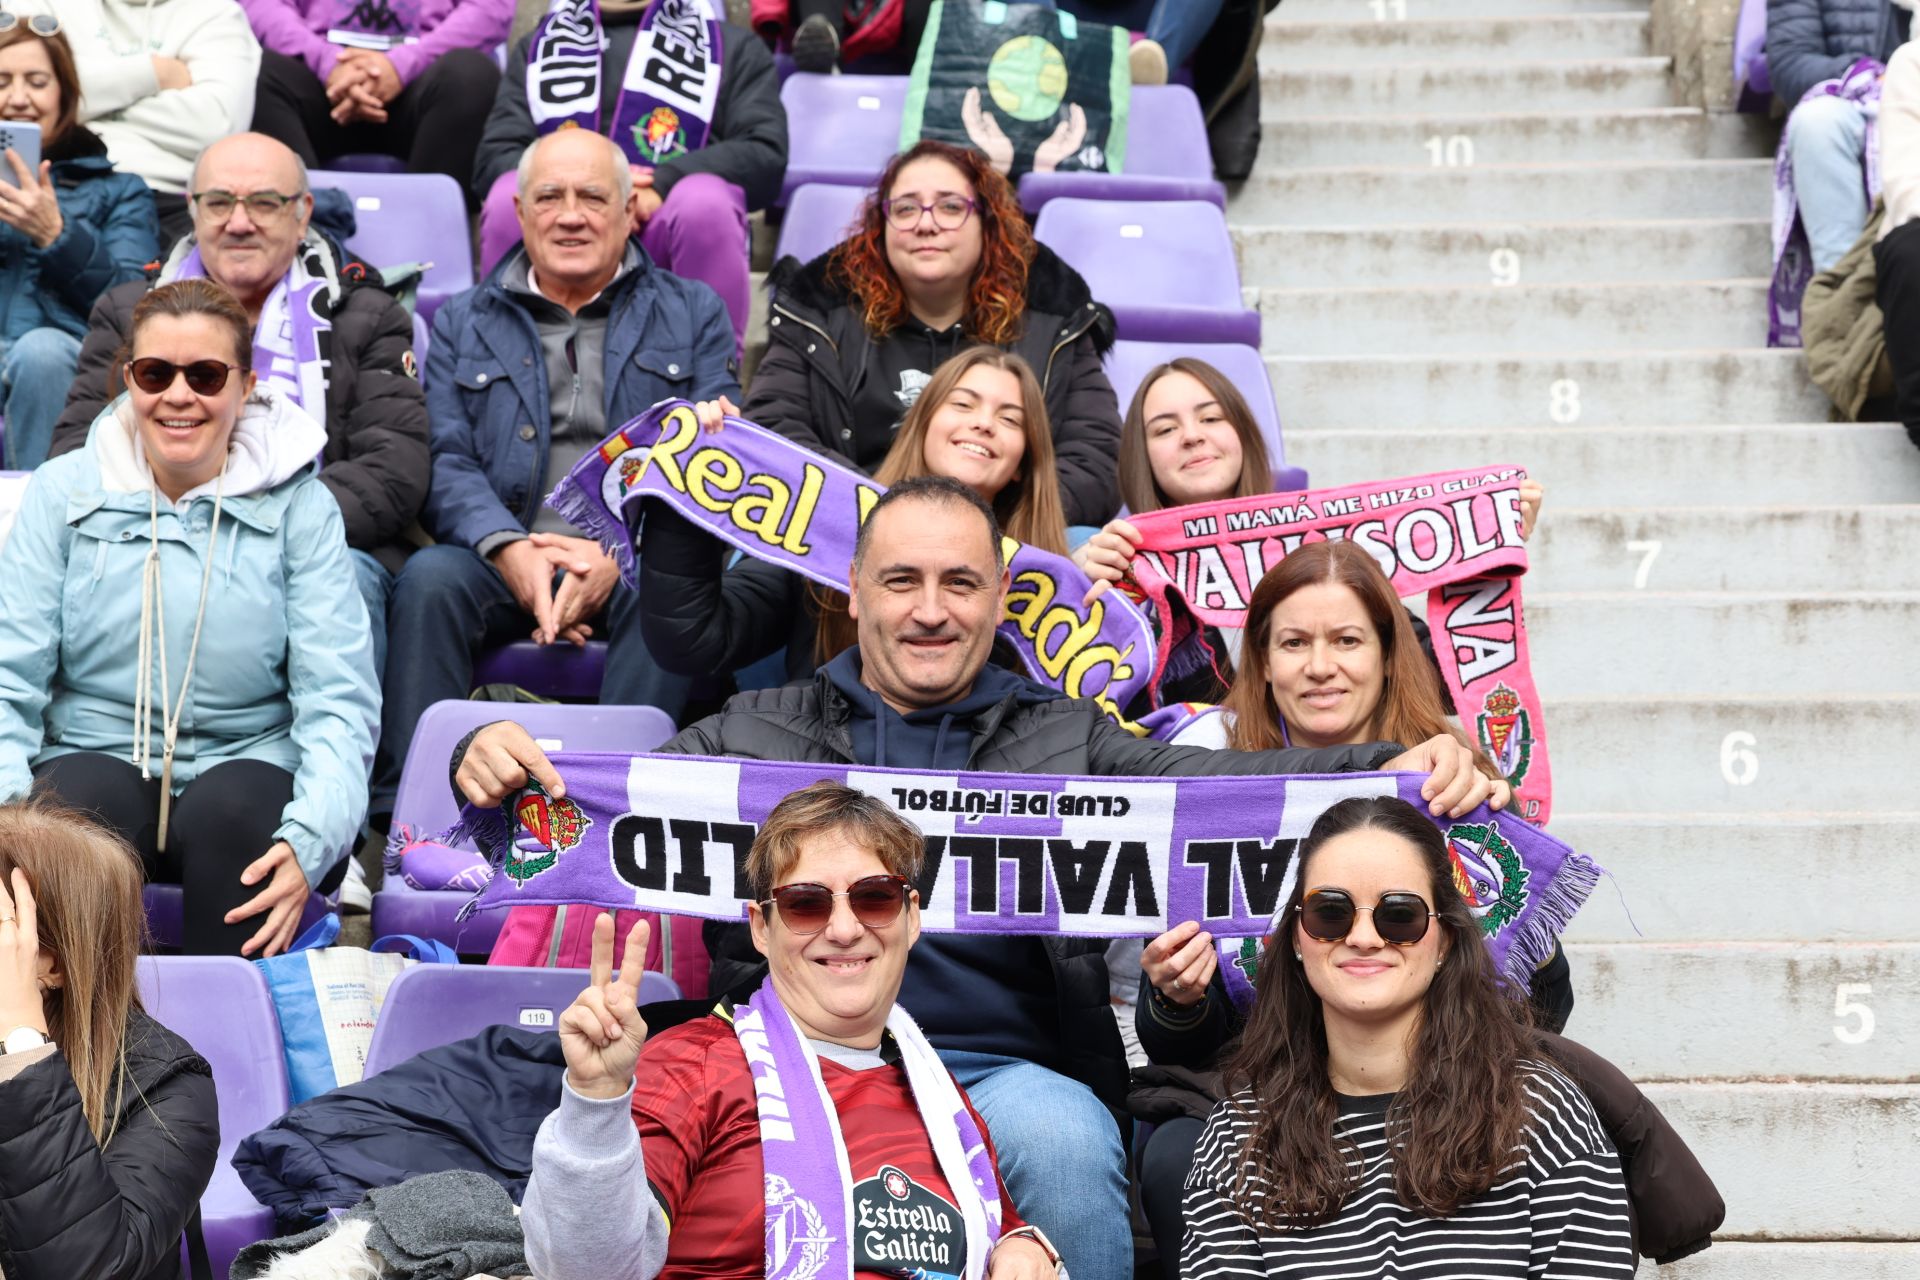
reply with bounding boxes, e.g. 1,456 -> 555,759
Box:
0,1008 -> 220,1280
749,245 -> 1123,527
1766,0 -> 1910,105
48,239 -> 431,574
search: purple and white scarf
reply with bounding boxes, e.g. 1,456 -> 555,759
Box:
733,978 -> 1002,1280
1770,58 -> 1884,347
526,0 -> 724,167
165,233 -> 336,415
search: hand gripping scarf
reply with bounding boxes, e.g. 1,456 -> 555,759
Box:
526,0 -> 725,167
1124,467 -> 1553,824
451,757 -> 1599,992
546,400 -> 1160,729
1770,58 -> 1884,348
733,978 -> 1002,1279
166,234 -> 336,416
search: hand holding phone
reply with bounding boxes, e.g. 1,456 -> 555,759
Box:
0,124 -> 63,250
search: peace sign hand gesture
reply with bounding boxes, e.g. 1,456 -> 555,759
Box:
559,913 -> 652,1100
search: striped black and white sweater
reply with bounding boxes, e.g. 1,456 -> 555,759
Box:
1181,1061 -> 1637,1279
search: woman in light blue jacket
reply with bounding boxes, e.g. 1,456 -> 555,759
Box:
0,278 -> 377,957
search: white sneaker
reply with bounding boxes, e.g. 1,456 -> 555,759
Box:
339,856 -> 372,914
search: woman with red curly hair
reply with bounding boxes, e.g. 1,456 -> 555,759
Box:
734,139 -> 1122,526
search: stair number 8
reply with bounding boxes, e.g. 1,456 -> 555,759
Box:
1490,249 -> 1520,287
1548,380 -> 1581,423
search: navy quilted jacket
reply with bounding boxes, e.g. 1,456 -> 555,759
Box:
1767,0 -> 1911,105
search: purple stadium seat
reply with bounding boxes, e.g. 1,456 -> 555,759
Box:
471,638 -> 609,700
373,700 -> 680,953
142,883 -> 331,952
775,182 -> 868,267
1019,85 -> 1226,212
310,168 -> 474,325
777,74 -> 909,204
1033,198 -> 1259,347
328,153 -> 408,175
136,955 -> 289,1278
361,962 -> 681,1076
1105,340 -> 1307,492
1735,0 -> 1773,111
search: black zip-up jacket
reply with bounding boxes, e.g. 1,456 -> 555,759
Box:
749,244 -> 1123,527
473,16 -> 788,210
0,1008 -> 219,1280
48,241 -> 430,574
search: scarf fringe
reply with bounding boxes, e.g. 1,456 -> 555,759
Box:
1497,851 -> 1600,988
545,475 -> 641,588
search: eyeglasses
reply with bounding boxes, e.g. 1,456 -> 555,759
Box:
762,874 -> 912,936
0,13 -> 60,36
191,189 -> 306,225
127,357 -> 240,396
1297,889 -> 1437,947
885,195 -> 976,231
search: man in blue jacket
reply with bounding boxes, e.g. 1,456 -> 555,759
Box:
375,126 -> 737,816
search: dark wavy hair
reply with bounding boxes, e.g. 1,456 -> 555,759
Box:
827,139 -> 1035,347
1224,796 -> 1535,1227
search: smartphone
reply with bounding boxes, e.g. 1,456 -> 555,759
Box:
0,121 -> 40,185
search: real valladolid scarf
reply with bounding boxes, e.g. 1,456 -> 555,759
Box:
526,0 -> 724,167
453,757 -> 1598,992
1125,468 -> 1553,823
548,400 -> 1161,728
734,979 -> 1003,1279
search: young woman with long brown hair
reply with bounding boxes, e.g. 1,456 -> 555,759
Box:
0,796 -> 219,1280
1181,795 -> 1634,1279
729,137 -> 1122,527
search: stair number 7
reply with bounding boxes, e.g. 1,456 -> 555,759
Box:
1834,984 -> 1874,1044
1627,540 -> 1661,589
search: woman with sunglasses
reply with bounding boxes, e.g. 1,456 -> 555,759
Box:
0,278 -> 378,958
522,780 -> 1061,1280
741,138 -> 1123,528
1181,794 -> 1635,1279
0,14 -> 158,471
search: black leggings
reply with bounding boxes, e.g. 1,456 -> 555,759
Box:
1138,1115 -> 1204,1274
250,47 -> 500,201
1875,218 -> 1920,452
34,753 -> 299,956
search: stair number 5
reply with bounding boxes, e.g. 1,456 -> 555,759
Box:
1834,984 -> 1874,1044
1369,0 -> 1407,17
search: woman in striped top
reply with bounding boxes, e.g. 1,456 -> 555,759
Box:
1181,796 -> 1636,1279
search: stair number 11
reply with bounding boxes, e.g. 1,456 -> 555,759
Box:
1369,0 -> 1407,18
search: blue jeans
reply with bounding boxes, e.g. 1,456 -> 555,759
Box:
350,550 -> 394,684
1058,0 -> 1226,67
1787,93 -> 1872,273
937,1049 -> 1131,1278
2,327 -> 82,471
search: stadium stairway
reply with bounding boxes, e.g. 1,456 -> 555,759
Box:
1256,1 -> 1920,1276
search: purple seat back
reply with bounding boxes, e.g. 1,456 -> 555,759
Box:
413,309 -> 429,377
327,153 -> 409,175
1019,85 -> 1226,211
361,962 -> 682,1076
142,883 -> 330,951
470,638 -> 609,701
310,169 -> 474,325
775,182 -> 869,268
1033,198 -> 1259,347
1104,340 -> 1303,489
777,74 -> 909,204
136,956 -> 289,1279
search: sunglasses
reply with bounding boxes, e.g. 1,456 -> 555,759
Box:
1297,889 -> 1437,947
127,357 -> 241,397
0,13 -> 59,36
762,874 -> 912,936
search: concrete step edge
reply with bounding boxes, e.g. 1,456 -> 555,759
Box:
1552,810 -> 1920,821
1545,502 -> 1920,516
1262,55 -> 1673,74
1237,156 -> 1771,179
1236,217 -> 1768,236
1258,106 -> 1709,126
1260,278 -> 1769,298
1547,692 -> 1920,707
1532,589 -> 1920,602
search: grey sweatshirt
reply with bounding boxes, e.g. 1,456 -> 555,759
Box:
520,1079 -> 671,1280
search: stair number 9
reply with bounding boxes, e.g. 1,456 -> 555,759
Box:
1369,0 -> 1408,18
1548,380 -> 1581,423
1719,731 -> 1758,786
1490,248 -> 1520,287
1834,983 -> 1874,1044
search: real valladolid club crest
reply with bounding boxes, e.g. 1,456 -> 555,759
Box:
504,790 -> 593,885
1444,819 -> 1530,937
764,1173 -> 833,1280
1475,682 -> 1534,785
635,106 -> 687,163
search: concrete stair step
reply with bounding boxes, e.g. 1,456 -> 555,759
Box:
1262,108 -> 1774,168
1543,694 -> 1916,813
1639,1083 -> 1920,1237
1258,280 -> 1770,355
1637,1243 -> 1920,1279
1271,0 -> 1652,22
1529,507 -> 1919,592
1284,424 -> 1920,506
1261,12 -> 1649,65
1235,220 -> 1769,288
1260,58 -> 1675,116
1558,813 -> 1920,943
1264,351 -> 1832,429
1567,942 -> 1920,1081
1229,159 -> 1771,224
1527,592 -> 1920,696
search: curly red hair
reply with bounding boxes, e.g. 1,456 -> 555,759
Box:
827,140 -> 1036,347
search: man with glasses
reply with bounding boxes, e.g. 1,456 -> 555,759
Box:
373,126 -> 736,826
451,475 -> 1499,1278
52,131 -> 428,689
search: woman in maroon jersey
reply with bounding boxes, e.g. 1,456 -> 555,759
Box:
517,780 -> 1063,1280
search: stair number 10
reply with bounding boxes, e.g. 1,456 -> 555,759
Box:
1369,0 -> 1408,18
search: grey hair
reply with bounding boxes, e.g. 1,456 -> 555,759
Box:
515,130 -> 635,202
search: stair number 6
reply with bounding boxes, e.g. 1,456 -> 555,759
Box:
1548,380 -> 1581,423
1834,984 -> 1874,1044
1369,0 -> 1408,18
1490,248 -> 1520,287
1719,731 -> 1758,786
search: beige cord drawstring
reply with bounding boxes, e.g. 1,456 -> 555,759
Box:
133,466 -> 227,851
